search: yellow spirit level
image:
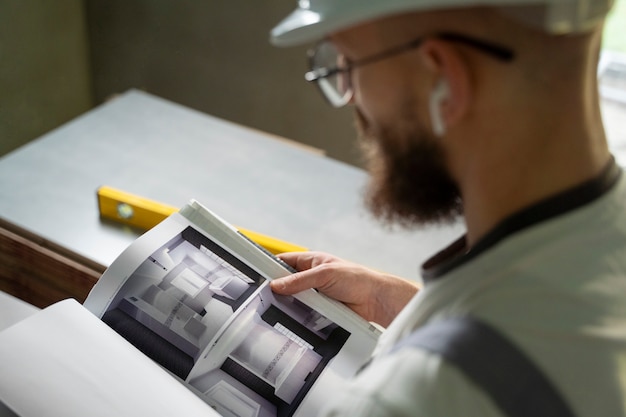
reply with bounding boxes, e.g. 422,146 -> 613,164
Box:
96,186 -> 308,255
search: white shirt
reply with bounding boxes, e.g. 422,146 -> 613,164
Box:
322,162 -> 626,416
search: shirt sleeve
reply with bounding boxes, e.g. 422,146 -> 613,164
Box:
319,348 -> 507,417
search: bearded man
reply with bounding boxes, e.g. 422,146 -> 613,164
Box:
268,0 -> 626,416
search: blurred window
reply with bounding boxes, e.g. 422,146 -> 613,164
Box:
600,0 -> 626,163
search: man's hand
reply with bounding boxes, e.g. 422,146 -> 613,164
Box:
270,251 -> 420,328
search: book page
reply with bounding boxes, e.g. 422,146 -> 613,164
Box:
84,200 -> 380,417
0,299 -> 218,417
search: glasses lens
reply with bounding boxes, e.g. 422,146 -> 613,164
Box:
310,42 -> 352,107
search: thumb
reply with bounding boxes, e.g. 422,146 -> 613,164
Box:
269,277 -> 290,294
270,270 -> 320,295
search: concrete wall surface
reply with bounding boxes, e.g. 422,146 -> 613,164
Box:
0,0 -> 93,156
83,0 -> 361,165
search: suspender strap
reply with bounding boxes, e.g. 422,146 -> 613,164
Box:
391,317 -> 576,417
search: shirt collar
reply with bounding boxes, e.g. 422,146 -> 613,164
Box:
421,157 -> 622,282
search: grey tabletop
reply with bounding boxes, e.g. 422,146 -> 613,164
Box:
0,90 -> 462,280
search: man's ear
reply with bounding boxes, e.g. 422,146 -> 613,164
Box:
417,38 -> 472,134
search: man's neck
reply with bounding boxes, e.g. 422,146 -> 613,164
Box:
458,102 -> 611,247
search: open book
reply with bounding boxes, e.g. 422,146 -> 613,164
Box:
0,200 -> 381,417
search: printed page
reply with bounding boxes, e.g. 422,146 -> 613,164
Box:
84,200 -> 381,417
0,299 -> 217,417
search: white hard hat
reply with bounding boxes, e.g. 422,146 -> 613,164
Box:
271,0 -> 614,46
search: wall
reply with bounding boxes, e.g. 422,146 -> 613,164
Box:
83,0 -> 361,166
0,0 -> 93,156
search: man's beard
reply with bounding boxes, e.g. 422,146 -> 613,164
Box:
356,108 -> 462,228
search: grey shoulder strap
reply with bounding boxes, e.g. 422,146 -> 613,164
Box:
391,317 -> 576,417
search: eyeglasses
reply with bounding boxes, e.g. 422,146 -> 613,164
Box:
305,32 -> 515,107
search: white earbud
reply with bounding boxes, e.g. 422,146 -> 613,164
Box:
429,80 -> 449,137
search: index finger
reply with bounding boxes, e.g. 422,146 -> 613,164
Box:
277,251 -> 325,272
